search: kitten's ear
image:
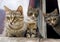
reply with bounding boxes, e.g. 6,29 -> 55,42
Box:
36,8 -> 39,12
51,9 -> 58,15
17,6 -> 23,12
28,6 -> 33,10
4,6 -> 11,12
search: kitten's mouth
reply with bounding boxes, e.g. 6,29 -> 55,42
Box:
49,23 -> 58,27
52,24 -> 58,27
31,17 -> 37,21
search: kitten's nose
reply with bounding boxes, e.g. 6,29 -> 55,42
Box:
32,16 -> 36,19
10,18 -> 15,25
10,21 -> 13,25
32,14 -> 34,17
51,21 -> 54,23
32,17 -> 35,19
10,22 -> 12,25
51,23 -> 55,26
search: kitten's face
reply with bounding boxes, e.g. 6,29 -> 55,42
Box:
27,22 -> 37,34
43,9 -> 59,26
27,7 -> 39,21
27,22 -> 37,29
4,6 -> 24,29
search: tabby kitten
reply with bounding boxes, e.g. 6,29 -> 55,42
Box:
26,22 -> 37,38
3,6 -> 26,37
43,9 -> 60,35
26,7 -> 39,38
27,7 -> 39,21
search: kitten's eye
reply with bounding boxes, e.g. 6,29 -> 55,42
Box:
20,13 -> 23,15
48,20 -> 50,21
53,18 -> 56,20
7,17 -> 10,20
28,13 -> 32,16
30,13 -> 33,14
35,13 -> 38,17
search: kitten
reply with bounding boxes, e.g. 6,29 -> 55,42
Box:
26,22 -> 39,38
26,7 -> 40,38
3,6 -> 26,37
43,8 -> 60,35
27,7 -> 39,21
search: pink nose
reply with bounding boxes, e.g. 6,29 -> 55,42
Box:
10,22 -> 12,25
32,17 -> 35,19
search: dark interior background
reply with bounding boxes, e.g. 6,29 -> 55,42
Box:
46,0 -> 59,13
46,0 -> 60,38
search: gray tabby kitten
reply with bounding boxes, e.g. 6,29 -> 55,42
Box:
3,6 -> 26,37
26,22 -> 38,38
43,9 -> 60,35
27,7 -> 39,21
26,7 -> 39,38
